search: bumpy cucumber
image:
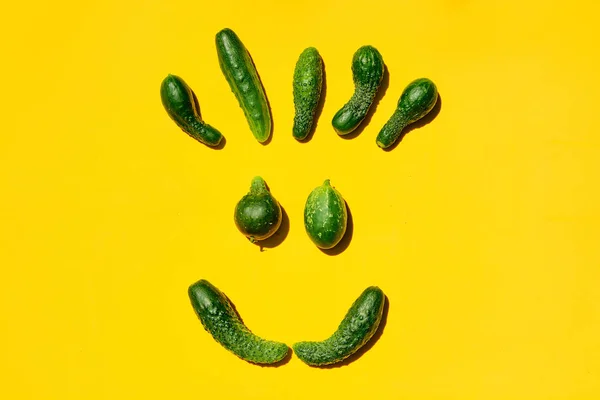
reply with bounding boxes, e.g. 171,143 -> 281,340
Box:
234,176 -> 282,243
293,286 -> 385,366
216,28 -> 272,143
293,47 -> 324,140
332,46 -> 384,135
188,279 -> 289,364
160,74 -> 223,147
304,179 -> 347,249
376,78 -> 438,149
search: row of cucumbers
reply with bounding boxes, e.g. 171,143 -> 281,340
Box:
161,28 -> 439,148
236,176 -> 347,249
189,279 -> 385,366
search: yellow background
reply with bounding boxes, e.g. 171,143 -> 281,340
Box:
2,0 -> 600,398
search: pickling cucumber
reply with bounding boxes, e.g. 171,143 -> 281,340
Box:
216,28 -> 272,143
293,286 -> 385,366
332,46 -> 384,135
304,179 -> 347,249
188,279 -> 289,364
293,47 -> 324,140
376,78 -> 438,149
160,74 -> 223,147
234,176 -> 282,243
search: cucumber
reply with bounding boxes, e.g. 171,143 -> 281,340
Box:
293,286 -> 385,366
216,28 -> 272,143
160,74 -> 223,147
304,179 -> 347,249
188,279 -> 289,364
332,46 -> 384,135
234,176 -> 282,243
376,78 -> 438,149
293,47 -> 324,140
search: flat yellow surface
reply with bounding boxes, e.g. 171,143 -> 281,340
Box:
2,0 -> 600,398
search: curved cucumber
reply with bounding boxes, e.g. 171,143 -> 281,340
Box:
234,176 -> 282,243
332,46 -> 384,135
293,47 -> 324,140
188,279 -> 289,364
304,179 -> 347,249
376,78 -> 438,149
293,286 -> 385,366
216,28 -> 272,143
160,74 -> 223,147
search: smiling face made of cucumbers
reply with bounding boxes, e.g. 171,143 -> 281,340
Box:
161,28 -> 438,366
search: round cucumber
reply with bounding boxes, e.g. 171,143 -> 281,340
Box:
216,28 -> 272,143
332,46 -> 384,135
376,78 -> 438,149
234,176 -> 282,243
293,47 -> 324,140
160,74 -> 223,147
304,179 -> 347,249
188,279 -> 289,364
293,286 -> 385,366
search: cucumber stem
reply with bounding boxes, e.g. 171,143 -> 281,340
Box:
376,110 -> 408,149
250,176 -> 267,194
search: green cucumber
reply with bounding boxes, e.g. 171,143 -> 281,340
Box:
332,46 -> 384,135
304,179 -> 347,249
216,28 -> 272,143
234,176 -> 282,243
293,47 -> 324,140
376,78 -> 438,149
160,74 -> 223,147
293,286 -> 385,366
188,279 -> 289,364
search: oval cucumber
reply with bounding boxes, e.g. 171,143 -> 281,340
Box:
293,47 -> 324,140
160,74 -> 223,147
376,78 -> 438,149
188,279 -> 289,364
332,46 -> 384,135
234,176 -> 282,243
216,28 -> 272,143
304,179 -> 347,249
293,286 -> 385,366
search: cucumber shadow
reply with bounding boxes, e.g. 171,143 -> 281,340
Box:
258,205 -> 290,251
381,93 -> 442,152
337,64 -> 390,140
313,295 -> 389,369
320,201 -> 353,256
191,90 -> 226,150
296,58 -> 327,143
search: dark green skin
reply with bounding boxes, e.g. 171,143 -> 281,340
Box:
293,286 -> 385,366
332,46 -> 384,135
188,279 -> 289,364
216,28 -> 271,143
293,47 -> 323,140
160,75 -> 223,147
234,176 -> 282,243
376,78 -> 438,149
304,179 -> 347,249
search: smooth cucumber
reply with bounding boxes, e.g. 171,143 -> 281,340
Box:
304,179 -> 347,249
293,47 -> 323,140
332,46 -> 384,135
216,28 -> 272,143
234,176 -> 282,243
293,286 -> 385,366
188,279 -> 289,364
376,78 -> 438,149
160,74 -> 223,147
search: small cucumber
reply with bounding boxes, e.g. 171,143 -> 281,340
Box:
332,46 -> 384,135
160,74 -> 223,147
293,286 -> 385,366
216,28 -> 272,143
293,47 -> 324,140
188,279 -> 289,364
304,179 -> 347,249
376,78 -> 438,149
234,176 -> 282,243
